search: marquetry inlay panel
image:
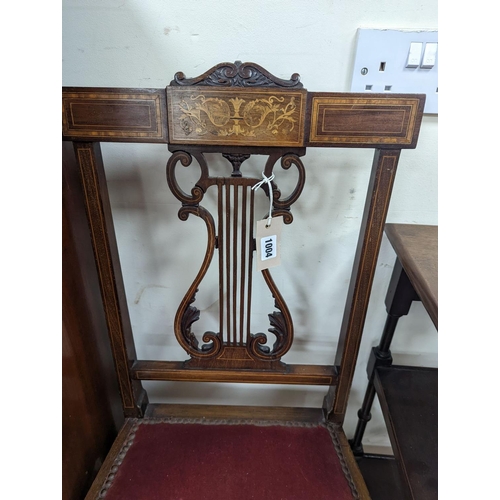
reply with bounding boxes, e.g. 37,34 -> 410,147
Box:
166,87 -> 307,147
62,89 -> 166,142
308,94 -> 424,147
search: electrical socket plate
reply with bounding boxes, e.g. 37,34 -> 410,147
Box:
350,29 -> 438,114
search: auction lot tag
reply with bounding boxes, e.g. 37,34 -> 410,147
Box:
256,216 -> 283,271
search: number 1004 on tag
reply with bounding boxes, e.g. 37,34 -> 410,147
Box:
261,235 -> 277,260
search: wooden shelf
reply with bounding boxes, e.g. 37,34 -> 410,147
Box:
356,454 -> 407,500
374,365 -> 438,500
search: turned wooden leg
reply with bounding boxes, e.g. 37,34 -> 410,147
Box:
350,258 -> 419,455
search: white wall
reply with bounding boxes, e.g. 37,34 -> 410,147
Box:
63,0 -> 437,451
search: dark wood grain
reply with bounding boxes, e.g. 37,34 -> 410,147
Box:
144,403 -> 324,422
131,360 -> 337,385
325,149 -> 401,424
62,88 -> 167,142
385,223 -> 438,328
306,93 -> 425,148
73,141 -> 148,417
374,366 -> 438,500
63,142 -> 123,500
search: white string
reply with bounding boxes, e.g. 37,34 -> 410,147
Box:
252,172 -> 275,227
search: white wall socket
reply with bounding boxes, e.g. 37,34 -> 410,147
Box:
350,29 -> 438,114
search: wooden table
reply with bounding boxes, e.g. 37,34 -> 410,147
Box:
352,223 -> 438,500
385,223 -> 438,329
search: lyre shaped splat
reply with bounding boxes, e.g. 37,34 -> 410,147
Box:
165,61 -> 307,370
166,149 -> 305,370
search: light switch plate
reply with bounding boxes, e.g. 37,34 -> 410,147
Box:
350,28 -> 438,113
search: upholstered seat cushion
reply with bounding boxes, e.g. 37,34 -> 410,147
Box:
96,418 -> 359,499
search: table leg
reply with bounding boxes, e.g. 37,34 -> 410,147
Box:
350,258 -> 419,455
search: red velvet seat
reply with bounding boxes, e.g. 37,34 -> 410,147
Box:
98,420 -> 357,500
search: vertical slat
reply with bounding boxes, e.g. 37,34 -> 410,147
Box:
246,188 -> 255,342
217,181 -> 224,341
325,149 -> 401,424
225,183 -> 231,344
233,185 -> 238,344
72,141 -> 147,418
240,186 -> 248,345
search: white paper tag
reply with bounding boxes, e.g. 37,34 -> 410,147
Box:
256,216 -> 283,271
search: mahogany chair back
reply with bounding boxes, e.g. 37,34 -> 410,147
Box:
62,61 -> 425,425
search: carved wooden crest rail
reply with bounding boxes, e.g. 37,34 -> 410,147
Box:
62,61 -> 425,423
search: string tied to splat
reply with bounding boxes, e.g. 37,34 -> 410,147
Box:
252,172 -> 275,227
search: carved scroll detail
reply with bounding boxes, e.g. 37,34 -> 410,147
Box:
166,151 -> 208,205
172,205 -> 223,359
273,154 -> 307,209
258,152 -> 306,225
249,269 -> 294,361
171,61 -> 303,88
245,153 -> 305,360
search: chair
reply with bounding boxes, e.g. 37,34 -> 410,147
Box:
62,61 -> 425,499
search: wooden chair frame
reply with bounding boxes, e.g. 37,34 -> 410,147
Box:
62,61 -> 425,499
